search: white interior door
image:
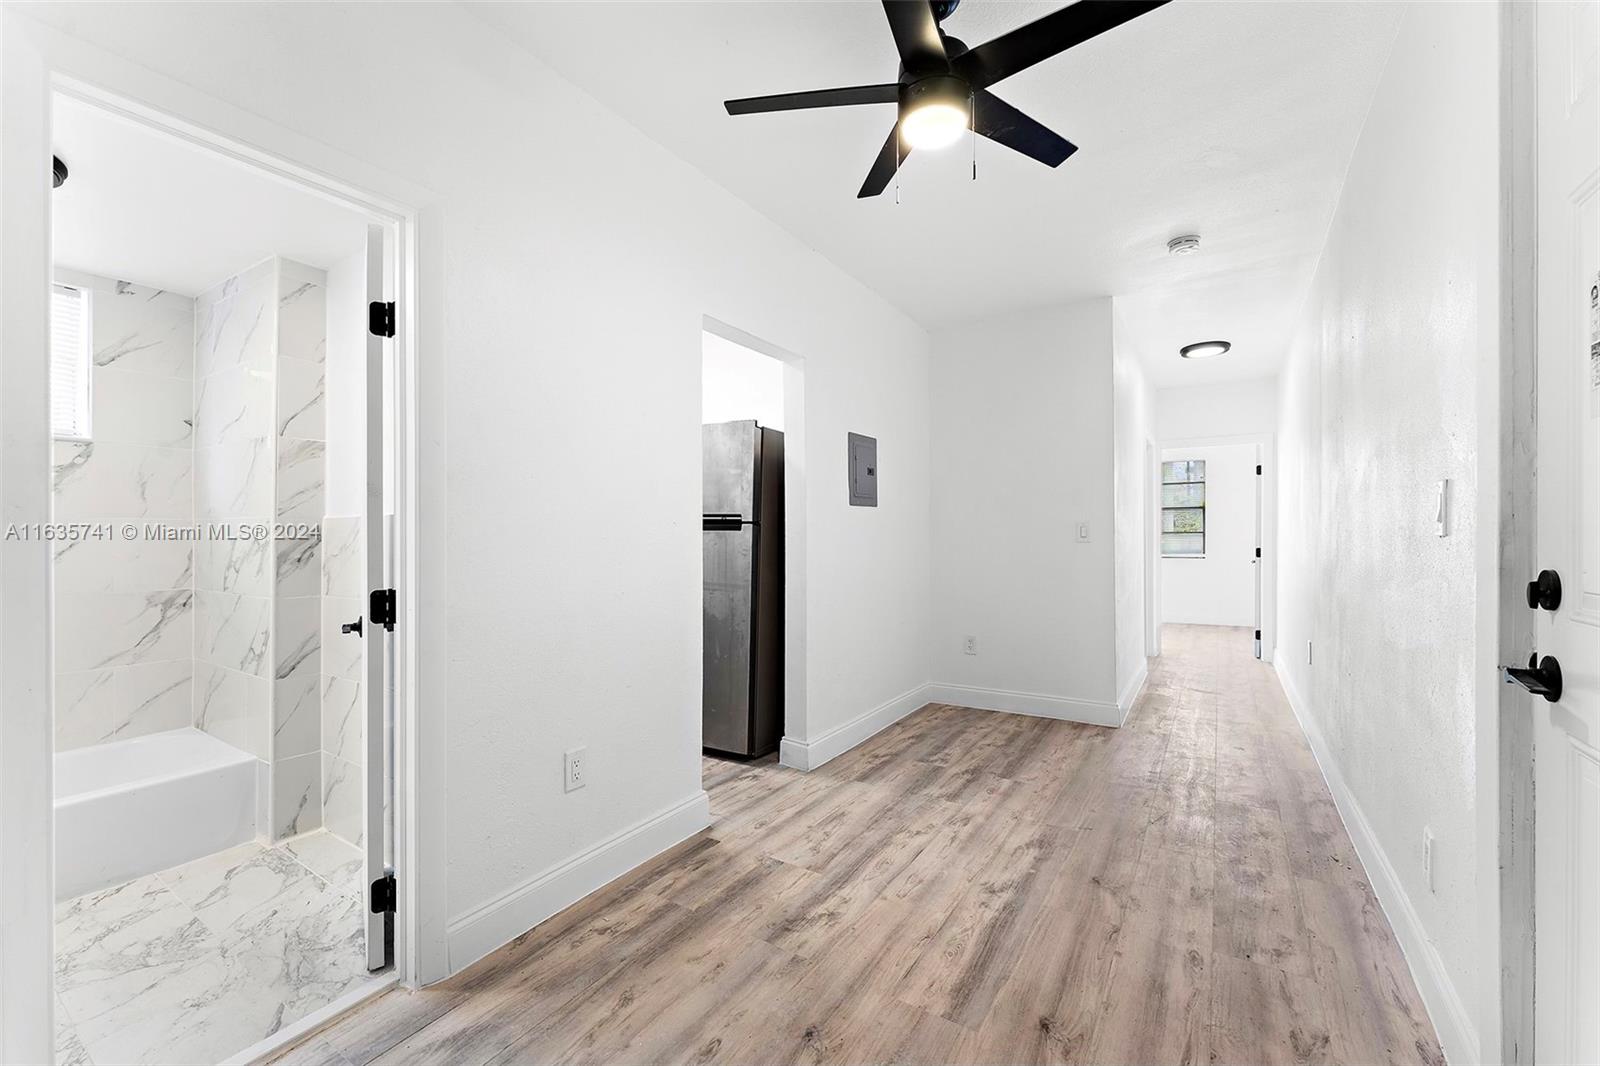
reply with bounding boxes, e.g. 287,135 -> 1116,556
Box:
1532,4 -> 1600,1061
361,223 -> 392,971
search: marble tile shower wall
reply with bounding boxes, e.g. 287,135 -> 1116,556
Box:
273,262 -> 328,840
321,515 -> 364,847
193,260 -> 275,767
53,272 -> 196,751
191,257 -> 330,842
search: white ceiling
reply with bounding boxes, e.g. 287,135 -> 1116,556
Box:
466,0 -> 1401,388
51,95 -> 370,297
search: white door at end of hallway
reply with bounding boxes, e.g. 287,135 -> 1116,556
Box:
1531,4 -> 1600,1063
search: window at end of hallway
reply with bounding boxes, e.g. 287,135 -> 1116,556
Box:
1161,459 -> 1205,557
52,284 -> 92,441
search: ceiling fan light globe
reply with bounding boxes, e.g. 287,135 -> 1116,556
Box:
901,102 -> 969,151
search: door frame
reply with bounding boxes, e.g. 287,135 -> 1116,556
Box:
0,17 -> 439,1057
700,316 -> 808,763
1492,2 -> 1538,1060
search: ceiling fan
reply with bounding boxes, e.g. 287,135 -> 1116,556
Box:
724,0 -> 1172,198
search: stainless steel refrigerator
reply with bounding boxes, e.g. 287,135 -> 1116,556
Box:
702,420 -> 784,757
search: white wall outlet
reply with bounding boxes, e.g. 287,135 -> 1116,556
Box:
963,635 -> 978,656
1306,640 -> 1314,665
1076,521 -> 1091,542
1422,827 -> 1436,892
564,746 -> 587,792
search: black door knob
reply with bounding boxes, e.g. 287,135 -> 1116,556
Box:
1505,654 -> 1562,703
341,617 -> 364,637
1526,569 -> 1562,611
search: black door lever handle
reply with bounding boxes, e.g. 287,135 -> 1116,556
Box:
1505,654 -> 1562,703
341,617 -> 364,637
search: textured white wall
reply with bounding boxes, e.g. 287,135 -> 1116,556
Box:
1113,314 -> 1154,709
14,1 -> 933,977
1274,2 -> 1498,1058
1155,377 -> 1278,441
1160,442 -> 1257,627
930,301 -> 1117,709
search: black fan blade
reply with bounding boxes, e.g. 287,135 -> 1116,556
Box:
974,91 -> 1078,166
857,124 -> 905,198
882,0 -> 948,75
725,83 -> 900,115
954,0 -> 1172,88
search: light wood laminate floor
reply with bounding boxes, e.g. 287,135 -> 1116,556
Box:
274,625 -> 1443,1065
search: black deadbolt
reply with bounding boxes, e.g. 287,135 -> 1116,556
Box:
1526,569 -> 1562,612
1506,654 -> 1562,703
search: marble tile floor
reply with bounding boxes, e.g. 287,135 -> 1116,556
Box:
55,830 -> 371,1065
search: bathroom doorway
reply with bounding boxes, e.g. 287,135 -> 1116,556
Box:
699,321 -> 806,783
47,90 -> 400,1064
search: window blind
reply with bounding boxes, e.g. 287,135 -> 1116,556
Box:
51,284 -> 91,440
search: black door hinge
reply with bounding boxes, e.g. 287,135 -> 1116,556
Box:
1255,547 -> 1262,558
370,587 -> 397,631
369,301 -> 396,338
1255,629 -> 1262,641
371,871 -> 396,914
1256,464 -> 1262,475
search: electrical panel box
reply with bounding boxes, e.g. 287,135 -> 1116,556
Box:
848,432 -> 877,507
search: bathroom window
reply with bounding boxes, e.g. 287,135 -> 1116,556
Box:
1161,459 -> 1205,557
51,284 -> 92,441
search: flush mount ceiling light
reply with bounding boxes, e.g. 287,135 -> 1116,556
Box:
1179,340 -> 1232,360
1167,234 -> 1201,256
721,0 -> 1173,198
53,156 -> 68,189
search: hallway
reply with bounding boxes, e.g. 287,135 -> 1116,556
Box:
276,625 -> 1442,1065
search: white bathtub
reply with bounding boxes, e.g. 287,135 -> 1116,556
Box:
55,728 -> 257,901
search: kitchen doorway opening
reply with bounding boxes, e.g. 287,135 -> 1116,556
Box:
699,321 -> 805,781
45,86 -> 406,1065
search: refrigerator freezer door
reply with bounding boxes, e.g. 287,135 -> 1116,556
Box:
703,421 -> 759,520
703,524 -> 754,754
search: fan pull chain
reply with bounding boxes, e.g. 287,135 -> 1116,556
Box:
970,93 -> 977,181
895,131 -> 902,205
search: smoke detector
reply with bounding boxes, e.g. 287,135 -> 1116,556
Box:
1167,234 -> 1201,256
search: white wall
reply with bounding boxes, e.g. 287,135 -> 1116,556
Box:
7,1 -> 933,983
701,331 -> 783,430
929,301 -> 1121,723
1160,442 -> 1257,627
1273,3 -> 1498,1060
1155,377 -> 1278,441
1112,311 -> 1154,711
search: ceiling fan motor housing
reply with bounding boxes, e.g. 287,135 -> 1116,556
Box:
900,73 -> 970,115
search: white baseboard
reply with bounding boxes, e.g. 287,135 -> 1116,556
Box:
1116,663 -> 1149,720
1274,661 -> 1477,1066
444,790 -> 710,974
924,682 -> 1125,728
781,683 -> 931,771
